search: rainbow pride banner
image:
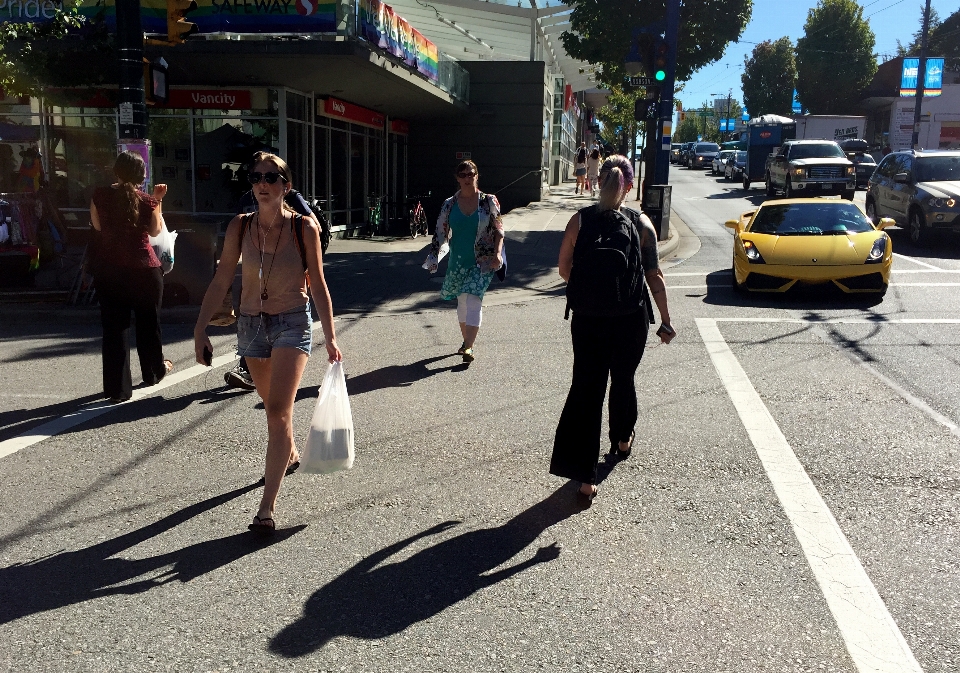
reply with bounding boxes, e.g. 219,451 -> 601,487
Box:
359,0 -> 439,82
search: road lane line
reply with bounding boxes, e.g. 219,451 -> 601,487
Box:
664,283 -> 960,289
714,317 -> 960,324
0,352 -> 239,461
697,318 -> 923,673
893,253 -> 943,270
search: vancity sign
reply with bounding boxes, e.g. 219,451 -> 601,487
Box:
320,96 -> 384,129
166,89 -> 252,109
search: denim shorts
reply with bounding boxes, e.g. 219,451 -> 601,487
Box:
237,302 -> 313,358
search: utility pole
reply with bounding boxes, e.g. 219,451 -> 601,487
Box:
116,0 -> 146,140
912,0 -> 932,149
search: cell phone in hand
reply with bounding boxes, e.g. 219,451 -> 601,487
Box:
202,346 -> 213,366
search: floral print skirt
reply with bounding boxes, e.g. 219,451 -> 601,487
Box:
440,260 -> 494,301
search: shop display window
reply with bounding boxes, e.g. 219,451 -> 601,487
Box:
0,115 -> 43,195
148,115 -> 192,212
350,130 -> 366,220
287,119 -> 310,197
48,113 -> 117,209
314,125 -> 329,209
330,128 -> 349,216
193,117 -> 279,213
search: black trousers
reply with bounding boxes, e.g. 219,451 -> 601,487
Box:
550,309 -> 649,485
96,266 -> 165,400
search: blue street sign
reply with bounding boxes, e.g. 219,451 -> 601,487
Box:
901,57 -> 945,96
792,88 -> 802,114
742,111 -> 750,122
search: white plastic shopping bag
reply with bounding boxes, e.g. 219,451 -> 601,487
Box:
149,220 -> 177,274
302,361 -> 355,474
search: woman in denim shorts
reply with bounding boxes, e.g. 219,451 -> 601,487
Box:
194,152 -> 342,535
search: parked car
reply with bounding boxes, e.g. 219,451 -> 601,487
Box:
725,199 -> 895,296
670,143 -> 682,164
711,150 -> 736,175
724,151 -> 747,181
865,149 -> 960,246
687,142 -> 719,169
765,140 -> 855,199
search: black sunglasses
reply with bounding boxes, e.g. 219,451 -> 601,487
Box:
457,171 -> 477,179
248,171 -> 287,185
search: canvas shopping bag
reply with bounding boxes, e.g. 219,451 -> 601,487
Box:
302,361 -> 355,474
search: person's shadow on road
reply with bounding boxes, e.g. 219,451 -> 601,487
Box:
345,354 -> 469,396
269,484 -> 581,657
0,482 -> 304,626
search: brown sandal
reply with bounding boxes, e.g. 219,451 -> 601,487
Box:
248,515 -> 275,535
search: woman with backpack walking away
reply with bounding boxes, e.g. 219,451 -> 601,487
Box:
193,152 -> 342,535
90,151 -> 172,403
422,160 -> 504,364
550,155 -> 676,504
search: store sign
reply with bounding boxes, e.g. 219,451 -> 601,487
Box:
358,0 -> 439,82
6,0 -> 338,34
390,119 -> 410,135
901,57 -> 944,97
166,89 -> 252,110
320,97 -> 384,129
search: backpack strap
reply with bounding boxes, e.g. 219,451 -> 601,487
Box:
292,214 -> 308,272
237,212 -> 254,247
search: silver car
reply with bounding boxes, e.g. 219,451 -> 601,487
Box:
711,150 -> 736,175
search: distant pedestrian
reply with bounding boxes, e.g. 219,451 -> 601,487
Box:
586,148 -> 601,197
89,151 -> 172,404
194,152 -> 342,535
422,160 -> 504,364
550,155 -> 675,503
574,142 -> 588,194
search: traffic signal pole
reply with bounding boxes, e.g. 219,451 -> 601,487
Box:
653,0 -> 680,186
117,0 -> 147,140
911,0 -> 931,149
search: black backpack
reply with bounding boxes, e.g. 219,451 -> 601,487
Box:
565,205 -> 649,319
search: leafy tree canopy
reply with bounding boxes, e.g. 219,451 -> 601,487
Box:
562,0 -> 753,88
795,0 -> 877,114
741,37 -> 796,117
674,115 -> 700,143
0,1 -> 114,97
596,85 -> 647,155
897,6 -> 960,71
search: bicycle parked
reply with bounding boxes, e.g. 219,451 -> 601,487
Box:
367,194 -> 385,237
408,192 -> 431,238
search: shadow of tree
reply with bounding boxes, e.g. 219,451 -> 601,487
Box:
269,484 -> 582,657
0,482 -> 304,626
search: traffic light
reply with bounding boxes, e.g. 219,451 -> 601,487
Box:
652,37 -> 668,82
167,0 -> 197,44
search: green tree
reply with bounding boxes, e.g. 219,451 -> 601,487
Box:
896,5 -> 941,55
596,85 -> 647,156
674,115 -> 700,143
741,38 -> 796,116
561,0 -> 753,88
795,0 -> 877,114
897,6 -> 960,72
0,1 -> 114,97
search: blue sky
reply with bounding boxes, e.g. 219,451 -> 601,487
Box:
677,0 -> 950,115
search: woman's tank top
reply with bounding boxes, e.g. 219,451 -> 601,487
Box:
239,213 -> 309,315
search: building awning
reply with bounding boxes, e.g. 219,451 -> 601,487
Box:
383,0 -> 600,93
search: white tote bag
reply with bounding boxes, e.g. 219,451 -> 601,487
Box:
302,361 -> 355,474
148,220 -> 177,275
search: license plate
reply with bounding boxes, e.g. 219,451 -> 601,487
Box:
821,183 -> 834,190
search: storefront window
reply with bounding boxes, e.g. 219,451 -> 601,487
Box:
287,119 -> 310,196
368,135 -> 381,200
350,130 -> 366,221
0,115 -> 43,194
314,124 -> 328,208
193,117 -> 278,213
149,115 -> 192,212
330,128 -> 349,217
47,113 -> 117,209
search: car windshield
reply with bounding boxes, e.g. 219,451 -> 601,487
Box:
696,143 -> 719,152
852,154 -> 876,165
736,151 -> 747,161
915,155 -> 960,182
749,203 -> 874,235
789,143 -> 845,159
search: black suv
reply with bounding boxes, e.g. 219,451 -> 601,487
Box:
866,150 -> 960,245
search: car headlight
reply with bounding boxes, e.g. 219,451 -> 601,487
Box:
865,234 -> 888,264
846,166 -> 856,176
929,196 -> 957,208
741,239 -> 765,264
793,167 -> 804,177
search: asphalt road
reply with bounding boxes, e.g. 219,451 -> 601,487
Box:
0,174 -> 957,672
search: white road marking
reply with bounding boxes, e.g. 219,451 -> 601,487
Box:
665,283 -> 960,289
697,318 -> 923,673
0,352 -> 239,462
892,252 -> 943,270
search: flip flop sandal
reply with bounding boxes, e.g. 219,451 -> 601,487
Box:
285,460 -> 301,476
462,347 -> 475,363
611,430 -> 636,460
457,342 -> 466,355
248,515 -> 275,535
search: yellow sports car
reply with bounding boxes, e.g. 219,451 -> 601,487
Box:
725,199 -> 895,295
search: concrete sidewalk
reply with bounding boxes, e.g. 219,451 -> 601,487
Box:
0,183 -> 683,322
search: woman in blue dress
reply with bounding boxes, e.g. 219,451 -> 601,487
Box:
423,161 -> 505,363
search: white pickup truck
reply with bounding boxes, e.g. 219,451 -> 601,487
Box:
765,140 -> 856,200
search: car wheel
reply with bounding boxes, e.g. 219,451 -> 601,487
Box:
765,175 -> 775,197
784,179 -> 794,199
842,190 -> 855,201
909,209 -> 931,246
865,198 -> 878,223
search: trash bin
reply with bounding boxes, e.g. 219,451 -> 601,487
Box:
642,185 -> 672,242
163,221 -> 217,306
